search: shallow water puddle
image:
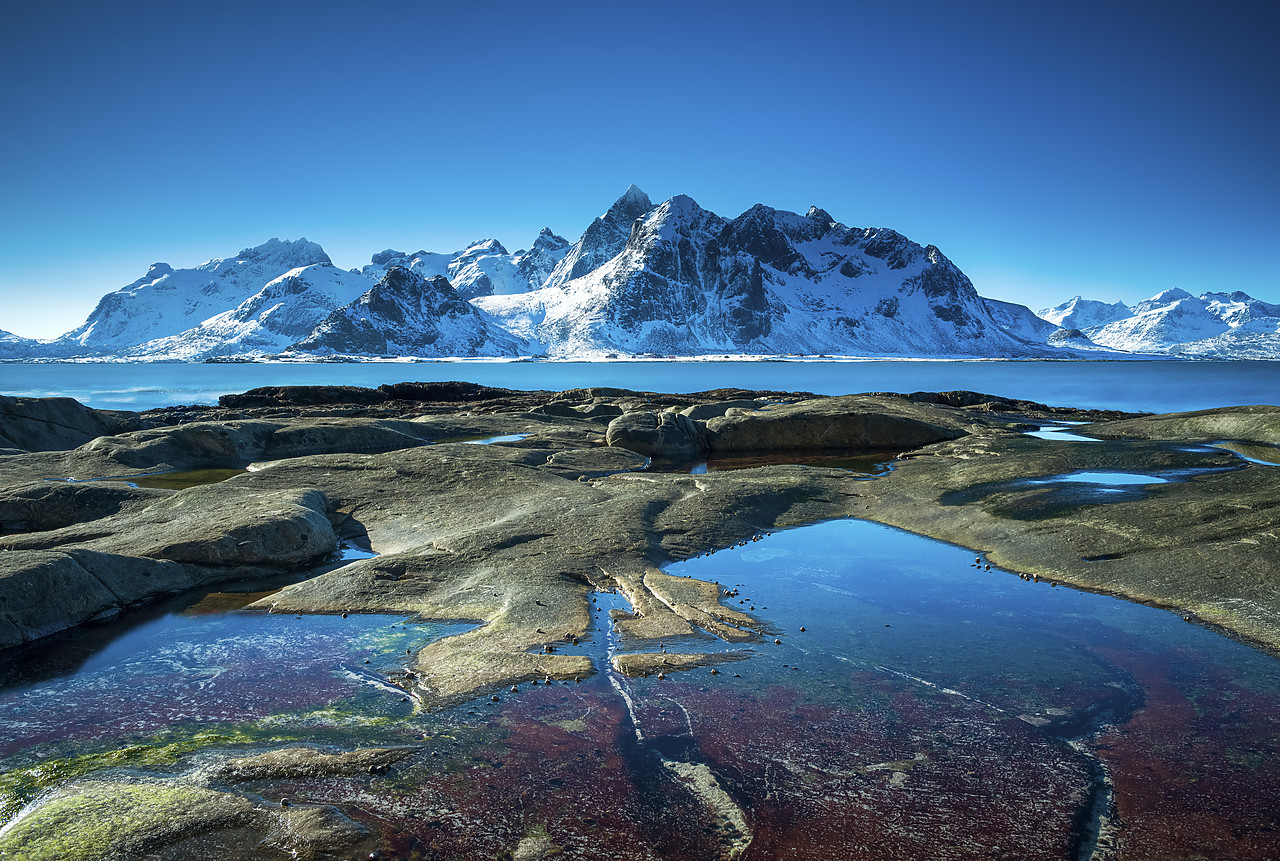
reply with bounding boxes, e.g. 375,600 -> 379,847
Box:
456,433 -> 532,445
1023,422 -> 1102,442
1032,470 -> 1171,486
124,467 -> 249,489
2,521 -> 1279,858
1211,440 -> 1280,466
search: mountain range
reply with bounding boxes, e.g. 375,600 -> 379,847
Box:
2,187 -> 1275,361
1038,290 -> 1280,359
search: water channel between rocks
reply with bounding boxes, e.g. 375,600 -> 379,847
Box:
1,521 -> 1279,857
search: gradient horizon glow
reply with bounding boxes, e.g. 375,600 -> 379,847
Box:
1,0 -> 1275,339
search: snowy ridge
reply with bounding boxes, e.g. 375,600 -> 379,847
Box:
126,263 -> 375,360
361,233 -> 569,302
6,186 -> 1274,361
288,267 -> 525,358
982,298 -> 1065,344
1038,296 -> 1132,330
1040,288 -> 1280,358
58,238 -> 331,351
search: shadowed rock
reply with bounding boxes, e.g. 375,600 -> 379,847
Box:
0,395 -> 139,452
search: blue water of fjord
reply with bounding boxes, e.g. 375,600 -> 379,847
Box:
2,358 -> 1278,413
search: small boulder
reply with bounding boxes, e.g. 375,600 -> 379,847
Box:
605,410 -> 705,458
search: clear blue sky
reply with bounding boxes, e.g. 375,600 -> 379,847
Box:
1,0 -> 1275,338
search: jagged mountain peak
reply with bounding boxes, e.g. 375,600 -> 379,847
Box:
806,206 -> 835,224
604,185 -> 654,224
618,183 -> 650,206
234,237 -> 331,267
461,238 -> 508,257
542,187 -> 660,290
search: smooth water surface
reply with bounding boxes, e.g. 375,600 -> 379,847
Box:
4,359 -> 1278,413
1,519 -> 1277,858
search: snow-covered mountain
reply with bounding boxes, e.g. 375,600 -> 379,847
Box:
982,298 -> 1064,344
1065,288 -> 1280,357
0,328 -> 34,360
11,186 -> 1274,362
288,266 -> 525,357
476,193 -> 1057,358
513,229 -> 572,292
361,231 -> 570,302
126,263 -> 376,360
1038,296 -> 1132,330
58,238 -> 332,352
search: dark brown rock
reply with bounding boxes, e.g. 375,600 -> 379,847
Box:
0,394 -> 139,452
218,385 -> 389,408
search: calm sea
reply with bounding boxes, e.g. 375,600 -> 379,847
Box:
1,359 -> 1277,414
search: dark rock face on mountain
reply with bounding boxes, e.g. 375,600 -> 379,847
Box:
543,184 -> 655,289
290,267 -> 524,357
514,228 -> 571,289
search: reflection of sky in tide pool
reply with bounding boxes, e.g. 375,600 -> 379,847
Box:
1,519 -> 1278,857
647,519 -> 1280,857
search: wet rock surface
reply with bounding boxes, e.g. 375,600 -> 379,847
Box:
855,424 -> 1280,651
1,381 -> 1278,858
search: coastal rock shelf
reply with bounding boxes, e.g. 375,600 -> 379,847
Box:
0,381 -> 1277,858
